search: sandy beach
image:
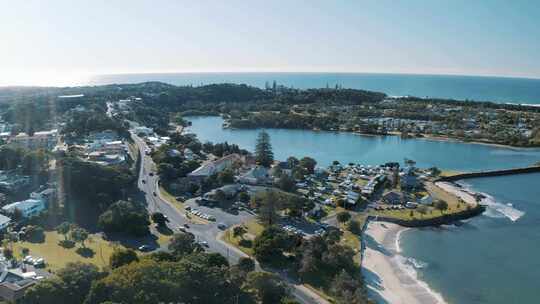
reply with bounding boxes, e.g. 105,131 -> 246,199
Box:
435,181 -> 478,206
361,221 -> 447,304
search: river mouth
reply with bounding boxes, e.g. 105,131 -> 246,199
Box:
186,116 -> 540,171
187,115 -> 540,304
398,173 -> 540,304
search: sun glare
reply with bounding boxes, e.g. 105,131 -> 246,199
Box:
0,70 -> 92,87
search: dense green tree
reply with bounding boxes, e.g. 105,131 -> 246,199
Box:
245,272 -> 289,304
23,262 -> 104,304
233,226 -> 247,239
253,226 -> 293,263
168,233 -> 200,256
276,174 -> 296,192
70,227 -> 89,248
22,278 -> 68,304
98,200 -> 150,236
255,131 -> 274,167
55,222 -> 72,241
85,257 -> 241,304
299,157 -> 317,175
434,200 -> 449,214
347,220 -> 362,235
330,270 -> 369,304
217,169 -> 235,185
110,248 -> 139,269
256,191 -> 280,226
59,157 -> 135,225
286,156 -> 300,169
3,248 -> 13,260
237,257 -> 256,273
336,211 -> 351,223
151,212 -> 168,227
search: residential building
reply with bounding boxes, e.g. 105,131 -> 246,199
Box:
237,166 -> 270,185
9,129 -> 58,150
188,154 -> 242,180
419,194 -> 433,205
346,190 -> 360,205
0,272 -> 36,301
133,126 -> 153,136
382,191 -> 404,205
0,172 -> 30,193
2,199 -> 46,218
30,187 -> 56,204
0,267 -> 49,302
0,214 -> 11,230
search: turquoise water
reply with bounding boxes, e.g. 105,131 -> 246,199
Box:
400,173 -> 540,304
89,72 -> 540,104
187,116 -> 540,304
187,116 -> 540,171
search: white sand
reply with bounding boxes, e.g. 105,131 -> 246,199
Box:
361,221 -> 447,304
435,181 -> 478,206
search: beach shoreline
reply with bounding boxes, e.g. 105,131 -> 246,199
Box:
362,221 -> 447,304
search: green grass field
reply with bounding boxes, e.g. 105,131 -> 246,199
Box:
7,231 -> 125,272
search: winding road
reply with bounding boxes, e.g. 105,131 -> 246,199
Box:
131,132 -> 328,304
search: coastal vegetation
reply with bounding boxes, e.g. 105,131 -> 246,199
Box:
22,233 -> 299,304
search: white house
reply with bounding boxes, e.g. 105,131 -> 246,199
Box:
0,214 -> 11,230
2,199 -> 45,218
346,190 -> 360,205
134,126 -> 153,136
419,194 -> 433,205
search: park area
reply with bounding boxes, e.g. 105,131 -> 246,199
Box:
7,231 -> 120,271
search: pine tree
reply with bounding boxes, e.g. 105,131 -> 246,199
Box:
255,131 -> 274,167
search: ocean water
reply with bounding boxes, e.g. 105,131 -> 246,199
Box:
186,116 -> 540,304
400,173 -> 540,304
88,72 -> 540,104
186,116 -> 540,171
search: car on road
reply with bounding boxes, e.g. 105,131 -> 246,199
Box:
149,172 -> 154,176
138,245 -> 154,252
217,223 -> 227,230
153,192 -> 157,196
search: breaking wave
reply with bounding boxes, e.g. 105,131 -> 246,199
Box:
391,254 -> 447,304
458,182 -> 525,222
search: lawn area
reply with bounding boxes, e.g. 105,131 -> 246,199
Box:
369,182 -> 469,221
439,169 -> 463,177
338,213 -> 365,264
7,231 -> 126,272
159,186 -> 185,211
221,219 -> 263,256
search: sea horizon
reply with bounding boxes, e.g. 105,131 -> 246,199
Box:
3,71 -> 540,105
89,72 -> 540,105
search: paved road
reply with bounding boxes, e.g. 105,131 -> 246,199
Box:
131,132 -> 328,304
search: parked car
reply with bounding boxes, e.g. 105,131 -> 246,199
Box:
138,245 -> 154,252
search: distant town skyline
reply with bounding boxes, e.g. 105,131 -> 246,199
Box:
2,0 -> 540,85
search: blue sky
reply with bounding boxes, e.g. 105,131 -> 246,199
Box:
1,0 -> 539,85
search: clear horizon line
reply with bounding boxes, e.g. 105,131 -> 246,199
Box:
2,69 -> 540,88
96,70 -> 540,81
